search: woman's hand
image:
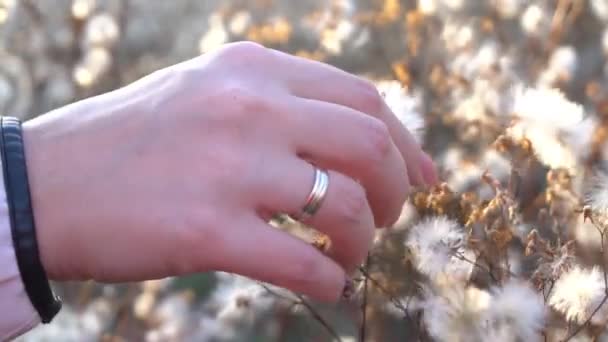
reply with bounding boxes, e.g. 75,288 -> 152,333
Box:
21,41 -> 436,302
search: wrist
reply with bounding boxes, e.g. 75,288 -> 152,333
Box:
1,117 -> 61,323
21,120 -> 62,281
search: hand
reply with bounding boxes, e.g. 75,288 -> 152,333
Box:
22,41 -> 436,302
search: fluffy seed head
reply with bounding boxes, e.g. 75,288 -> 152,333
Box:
549,266 -> 608,324
406,216 -> 473,281
506,86 -> 584,171
376,80 -> 425,145
586,171 -> 608,215
487,280 -> 546,341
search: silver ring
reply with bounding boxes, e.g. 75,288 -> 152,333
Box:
297,167 -> 330,222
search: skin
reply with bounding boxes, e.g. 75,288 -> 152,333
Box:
21,41 -> 437,303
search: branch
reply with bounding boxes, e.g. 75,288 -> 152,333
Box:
543,280 -> 555,303
260,284 -> 343,342
359,254 -> 370,342
601,231 -> 607,291
454,251 -> 517,283
294,293 -> 343,342
358,262 -> 430,341
357,267 -> 410,316
561,295 -> 608,342
456,251 -> 500,283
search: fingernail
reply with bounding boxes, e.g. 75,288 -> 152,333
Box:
342,276 -> 355,300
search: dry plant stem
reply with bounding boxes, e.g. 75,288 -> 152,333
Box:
591,222 -> 608,290
549,0 -> 571,47
107,284 -> 139,340
76,281 -> 96,309
356,267 -> 409,315
357,266 -> 425,341
562,225 -> 608,342
20,0 -> 44,25
359,254 -> 371,342
503,249 -> 511,277
368,25 -> 403,85
260,285 -> 343,342
455,252 -> 497,282
562,296 -> 608,342
293,293 -> 343,342
543,281 -> 555,303
549,0 -> 584,51
601,231 -> 608,291
453,251 -> 518,283
276,302 -> 300,341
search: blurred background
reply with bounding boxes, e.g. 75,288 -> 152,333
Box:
3,0 -> 608,341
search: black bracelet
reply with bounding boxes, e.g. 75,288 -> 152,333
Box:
0,116 -> 61,323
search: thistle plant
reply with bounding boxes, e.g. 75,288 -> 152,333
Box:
11,0 -> 608,341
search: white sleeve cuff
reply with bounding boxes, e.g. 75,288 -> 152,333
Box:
0,156 -> 40,340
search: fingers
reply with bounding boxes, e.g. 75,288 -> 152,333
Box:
217,214 -> 346,302
257,157 -> 375,272
287,97 -> 410,227
271,49 -> 437,188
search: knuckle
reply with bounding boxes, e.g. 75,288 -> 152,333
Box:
227,40 -> 266,52
217,41 -> 269,64
203,84 -> 271,127
287,250 -> 326,286
171,212 -> 224,274
169,60 -> 206,84
361,118 -> 392,162
354,78 -> 384,113
335,179 -> 368,226
220,84 -> 270,116
207,151 -> 250,190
